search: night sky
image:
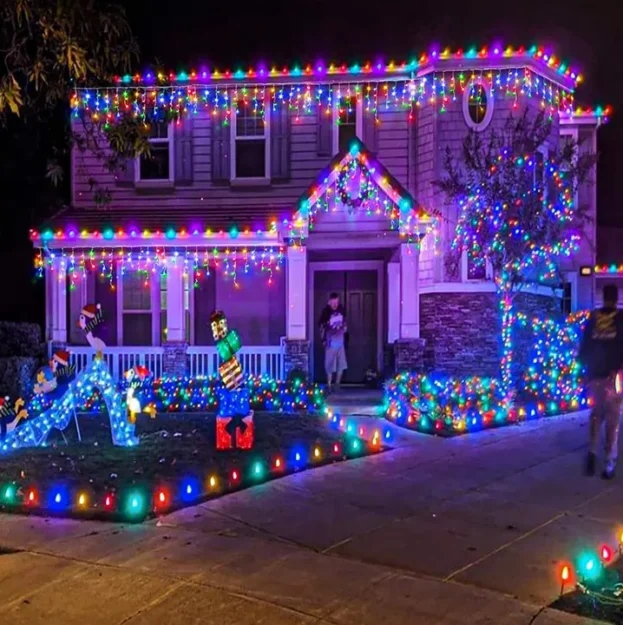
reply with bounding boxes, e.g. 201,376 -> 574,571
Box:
0,0 -> 621,322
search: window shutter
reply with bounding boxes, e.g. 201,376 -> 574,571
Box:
362,110 -> 378,154
115,158 -> 135,187
174,116 -> 194,184
270,104 -> 291,181
317,104 -> 333,157
211,116 -> 231,183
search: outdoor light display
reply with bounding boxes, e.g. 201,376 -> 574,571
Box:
123,365 -> 154,423
32,243 -> 285,290
385,311 -> 592,435
210,310 -> 254,450
68,45 -> 585,125
0,358 -> 136,453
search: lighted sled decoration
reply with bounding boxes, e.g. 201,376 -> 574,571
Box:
0,358 -> 137,453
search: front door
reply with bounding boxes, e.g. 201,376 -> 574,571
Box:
313,270 -> 378,384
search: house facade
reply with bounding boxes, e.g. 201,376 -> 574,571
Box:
32,46 -> 608,382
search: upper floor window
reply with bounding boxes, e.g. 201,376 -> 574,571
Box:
233,102 -> 268,179
138,121 -> 173,181
463,81 -> 494,132
337,97 -> 358,153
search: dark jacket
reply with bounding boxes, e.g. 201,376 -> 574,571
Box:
578,307 -> 623,380
319,305 -> 348,348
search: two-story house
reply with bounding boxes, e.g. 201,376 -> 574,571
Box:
31,45 -> 608,382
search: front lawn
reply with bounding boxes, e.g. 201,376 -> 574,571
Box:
0,410 -> 385,521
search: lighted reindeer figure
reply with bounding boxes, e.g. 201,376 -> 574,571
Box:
77,303 -> 106,358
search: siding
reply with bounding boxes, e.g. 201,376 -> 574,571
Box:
72,104 -> 418,220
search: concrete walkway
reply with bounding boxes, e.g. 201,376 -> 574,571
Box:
0,410 -> 615,624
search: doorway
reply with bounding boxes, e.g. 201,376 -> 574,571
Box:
312,269 -> 379,384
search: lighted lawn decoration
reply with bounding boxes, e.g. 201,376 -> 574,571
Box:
210,310 -> 254,450
124,365 -> 155,423
78,303 -> 106,356
0,398 -> 28,442
439,110 -> 596,399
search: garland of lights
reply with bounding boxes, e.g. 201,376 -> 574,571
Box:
36,246 -> 285,290
71,67 -> 576,125
384,311 -> 592,435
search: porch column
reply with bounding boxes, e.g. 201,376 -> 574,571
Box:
163,257 -> 188,377
166,259 -> 185,342
393,242 -> 426,373
284,245 -> 310,379
49,255 -> 67,344
400,242 -> 419,338
286,245 -> 307,340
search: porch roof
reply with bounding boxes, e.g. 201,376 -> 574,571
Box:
30,206 -> 286,248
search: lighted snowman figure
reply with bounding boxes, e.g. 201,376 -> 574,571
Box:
123,366 -> 155,423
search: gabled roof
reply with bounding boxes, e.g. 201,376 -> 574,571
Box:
289,138 -> 435,238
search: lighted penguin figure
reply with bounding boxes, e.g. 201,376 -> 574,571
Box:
78,303 -> 106,358
124,366 -> 156,423
210,310 -> 254,449
0,397 -> 28,442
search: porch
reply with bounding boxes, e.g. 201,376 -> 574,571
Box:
49,343 -> 286,381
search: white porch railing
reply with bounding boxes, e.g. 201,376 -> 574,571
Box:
188,343 -> 285,380
50,342 -> 285,381
49,345 -> 165,381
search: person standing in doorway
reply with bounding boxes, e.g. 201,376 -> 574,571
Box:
319,292 -> 348,393
578,284 -> 623,479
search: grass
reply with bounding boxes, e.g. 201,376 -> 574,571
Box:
0,410 -> 380,521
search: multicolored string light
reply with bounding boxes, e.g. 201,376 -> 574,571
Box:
384,311 -> 592,435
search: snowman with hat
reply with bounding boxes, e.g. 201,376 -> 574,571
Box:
78,303 -> 106,358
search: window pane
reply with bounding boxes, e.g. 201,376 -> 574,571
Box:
123,314 -> 152,346
140,144 -> 170,180
467,256 -> 486,280
236,139 -> 265,178
338,98 -> 357,153
147,121 -> 169,139
161,310 -> 167,344
236,103 -> 264,137
468,85 -> 488,124
123,272 -> 151,310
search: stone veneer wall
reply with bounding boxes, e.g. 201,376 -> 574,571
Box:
283,340 -> 310,380
163,342 -> 188,377
420,290 -> 562,377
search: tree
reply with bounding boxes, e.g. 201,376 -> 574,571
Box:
438,110 -> 596,397
0,0 -> 149,190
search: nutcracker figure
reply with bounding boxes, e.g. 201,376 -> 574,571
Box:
210,310 -> 254,449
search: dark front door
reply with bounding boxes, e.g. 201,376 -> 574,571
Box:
313,270 -> 378,384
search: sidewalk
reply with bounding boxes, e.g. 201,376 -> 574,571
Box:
0,410 -> 613,624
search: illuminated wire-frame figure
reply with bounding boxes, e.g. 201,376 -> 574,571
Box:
210,311 -> 254,450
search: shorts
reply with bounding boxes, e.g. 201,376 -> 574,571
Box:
325,345 -> 347,375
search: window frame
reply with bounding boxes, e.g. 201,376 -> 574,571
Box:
461,251 -> 493,283
230,99 -> 271,183
159,271 -> 193,344
135,121 -> 175,184
117,265 -> 162,346
332,88 -> 363,155
462,79 -> 494,132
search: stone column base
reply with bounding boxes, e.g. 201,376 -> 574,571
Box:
163,342 -> 188,378
283,339 -> 310,381
393,339 -> 426,374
